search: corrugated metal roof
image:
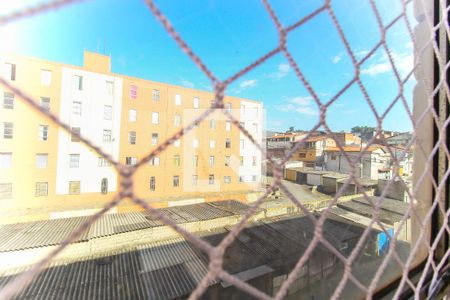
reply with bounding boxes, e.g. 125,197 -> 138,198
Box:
351,196 -> 408,215
208,200 -> 256,215
337,201 -> 404,224
0,217 -> 90,252
0,238 -> 215,300
0,201 -> 253,252
0,213 -> 372,299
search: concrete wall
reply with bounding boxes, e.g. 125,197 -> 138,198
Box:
321,177 -> 338,194
377,179 -> 407,201
307,173 -> 322,186
285,169 -> 297,182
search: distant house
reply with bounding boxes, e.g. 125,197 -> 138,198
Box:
292,136 -> 336,168
333,132 -> 362,146
323,145 -> 390,180
386,132 -> 412,147
266,132 -> 308,159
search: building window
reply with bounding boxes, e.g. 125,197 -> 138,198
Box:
173,176 -> 180,187
35,182 -> 48,197
129,131 -> 136,145
240,139 -> 244,149
150,176 -> 156,191
152,89 -> 160,101
174,114 -> 181,126
0,183 -> 12,199
102,105 -> 112,120
5,63 -> 16,81
210,119 -> 216,130
152,112 -> 159,124
210,140 -> 215,148
40,97 -> 50,111
130,85 -> 137,99
175,94 -> 181,106
69,154 -> 80,168
174,139 -> 180,147
2,122 -> 13,139
3,92 -> 14,109
252,123 -> 258,134
299,153 -> 306,158
103,129 -> 112,143
192,175 -> 198,186
173,155 -> 181,166
0,152 -> 12,168
226,102 -> 232,112
193,97 -> 199,108
225,156 -> 230,167
98,157 -> 111,167
72,101 -> 82,115
209,156 -> 215,167
69,181 -> 80,195
41,70 -> 52,86
193,139 -> 199,148
240,156 -> 244,166
150,157 -> 160,166
239,176 -> 245,183
38,125 -> 49,141
151,133 -> 158,145
241,104 -> 246,115
224,176 -> 231,184
252,156 -> 257,166
193,155 -> 198,166
36,153 -> 48,169
225,139 -> 231,148
71,127 -> 80,142
106,81 -> 114,95
74,75 -> 83,91
125,157 -> 137,166
252,175 -> 257,182
101,178 -> 108,194
226,121 -> 231,131
129,109 -> 136,122
208,174 -> 215,185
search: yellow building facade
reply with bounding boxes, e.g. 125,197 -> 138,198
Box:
0,51 -> 263,220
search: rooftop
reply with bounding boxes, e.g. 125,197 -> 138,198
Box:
337,177 -> 378,186
0,201 -> 258,252
337,197 -> 406,225
325,145 -> 384,152
0,213 -> 375,299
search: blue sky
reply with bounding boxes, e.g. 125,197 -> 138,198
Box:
1,0 -> 415,132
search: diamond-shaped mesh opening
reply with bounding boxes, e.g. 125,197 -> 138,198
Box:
0,0 -> 449,299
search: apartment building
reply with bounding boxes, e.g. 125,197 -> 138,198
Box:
0,51 -> 263,215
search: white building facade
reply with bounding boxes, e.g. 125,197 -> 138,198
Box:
55,67 -> 123,195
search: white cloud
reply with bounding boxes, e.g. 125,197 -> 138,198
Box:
180,78 -> 195,88
233,79 -> 258,94
332,52 -> 343,64
240,79 -> 257,89
267,63 -> 291,79
361,51 -> 413,77
355,49 -> 369,59
275,96 -> 318,116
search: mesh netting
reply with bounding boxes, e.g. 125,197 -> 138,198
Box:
0,0 -> 449,299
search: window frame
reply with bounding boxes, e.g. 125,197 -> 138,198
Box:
38,125 -> 49,141
35,182 -> 48,197
3,92 -> 14,109
3,122 -> 13,139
